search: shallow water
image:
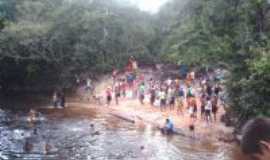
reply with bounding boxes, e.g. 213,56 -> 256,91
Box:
0,101 -> 244,160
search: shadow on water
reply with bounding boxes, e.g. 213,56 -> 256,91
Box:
0,95 -> 247,160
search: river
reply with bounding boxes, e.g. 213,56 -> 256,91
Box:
0,95 -> 246,160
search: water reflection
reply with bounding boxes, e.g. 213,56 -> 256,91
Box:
0,106 -> 244,160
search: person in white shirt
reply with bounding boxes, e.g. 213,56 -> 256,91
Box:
205,97 -> 212,123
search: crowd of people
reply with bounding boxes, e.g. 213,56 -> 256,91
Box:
46,57 -> 270,160
102,57 -> 225,131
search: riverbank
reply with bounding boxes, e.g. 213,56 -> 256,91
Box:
65,67 -> 236,144
65,97 -> 235,143
0,98 -> 240,160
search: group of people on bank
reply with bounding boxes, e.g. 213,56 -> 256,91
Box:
47,57 -> 270,160
105,57 -> 224,126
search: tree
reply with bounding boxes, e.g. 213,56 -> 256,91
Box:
0,0 -> 156,91
157,0 -> 270,123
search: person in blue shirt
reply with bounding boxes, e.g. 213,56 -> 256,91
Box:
162,118 -> 174,135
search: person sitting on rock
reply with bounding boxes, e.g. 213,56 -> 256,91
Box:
241,117 -> 270,160
162,118 -> 174,135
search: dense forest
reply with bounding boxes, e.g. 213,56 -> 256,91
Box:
0,0 -> 157,91
157,0 -> 270,124
0,0 -> 270,122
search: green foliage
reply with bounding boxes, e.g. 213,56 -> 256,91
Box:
0,0 -> 16,20
157,0 -> 270,121
0,0 -> 156,90
230,48 -> 270,123
0,18 -> 4,31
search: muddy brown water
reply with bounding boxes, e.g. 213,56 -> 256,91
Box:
0,96 -> 247,160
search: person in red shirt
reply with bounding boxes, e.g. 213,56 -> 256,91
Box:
188,97 -> 197,120
120,79 -> 127,97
